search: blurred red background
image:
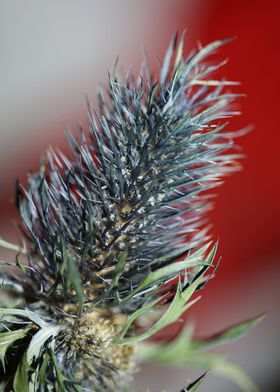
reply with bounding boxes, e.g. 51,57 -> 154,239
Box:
0,1 -> 279,390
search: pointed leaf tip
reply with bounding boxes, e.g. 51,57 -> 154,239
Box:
194,313 -> 265,350
183,370 -> 209,391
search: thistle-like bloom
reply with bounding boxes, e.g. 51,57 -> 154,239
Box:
0,34 -> 251,391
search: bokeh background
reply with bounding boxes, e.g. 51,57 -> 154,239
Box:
0,1 -> 279,391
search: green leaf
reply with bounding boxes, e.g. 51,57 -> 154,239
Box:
114,296 -> 161,342
111,250 -> 128,288
137,325 -> 194,363
116,278 -> 202,344
0,308 -> 47,328
117,244 -> 217,344
139,339 -> 258,392
50,349 -> 67,392
125,242 -> 213,301
0,328 -> 29,371
190,353 -> 258,392
13,353 -> 29,392
67,256 -> 85,311
138,312 -> 263,392
27,325 -> 61,365
192,314 -> 265,351
38,352 -> 50,384
61,238 -> 84,311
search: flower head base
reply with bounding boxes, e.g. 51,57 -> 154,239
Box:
55,310 -> 135,390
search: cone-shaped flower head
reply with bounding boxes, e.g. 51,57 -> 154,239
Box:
0,34 -> 244,391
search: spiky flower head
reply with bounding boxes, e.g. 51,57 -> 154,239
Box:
0,33 -> 245,391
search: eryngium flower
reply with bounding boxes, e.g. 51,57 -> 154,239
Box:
0,34 -> 244,391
